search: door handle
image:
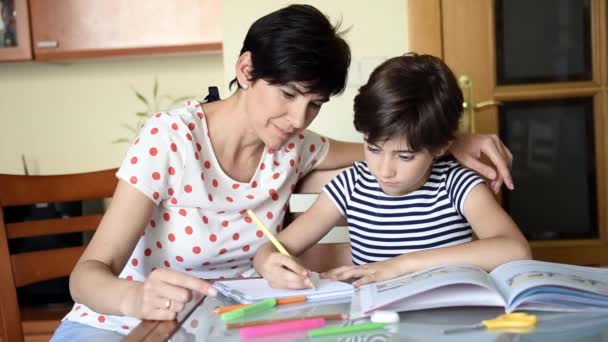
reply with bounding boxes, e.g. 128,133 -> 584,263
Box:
475,100 -> 503,110
458,75 -> 502,133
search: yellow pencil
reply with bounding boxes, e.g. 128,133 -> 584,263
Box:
247,209 -> 316,290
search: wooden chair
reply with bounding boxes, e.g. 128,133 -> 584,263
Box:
286,168 -> 353,273
0,169 -> 118,342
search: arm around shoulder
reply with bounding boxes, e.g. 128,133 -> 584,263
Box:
316,138 -> 363,170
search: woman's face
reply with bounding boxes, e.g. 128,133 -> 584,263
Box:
245,79 -> 328,149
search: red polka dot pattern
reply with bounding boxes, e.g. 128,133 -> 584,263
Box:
103,102 -> 330,333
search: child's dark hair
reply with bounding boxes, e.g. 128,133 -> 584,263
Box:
229,4 -> 351,97
353,53 -> 463,154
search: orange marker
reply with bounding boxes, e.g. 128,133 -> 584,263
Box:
214,303 -> 249,314
277,296 -> 306,305
213,296 -> 307,314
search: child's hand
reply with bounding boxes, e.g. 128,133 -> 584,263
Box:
320,260 -> 401,287
259,252 -> 314,290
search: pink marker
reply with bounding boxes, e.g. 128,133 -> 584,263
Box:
239,318 -> 326,338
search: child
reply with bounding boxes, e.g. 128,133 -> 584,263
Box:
254,53 -> 531,289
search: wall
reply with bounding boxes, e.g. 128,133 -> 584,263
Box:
0,54 -> 225,174
0,1 -> 408,175
221,0 -> 408,143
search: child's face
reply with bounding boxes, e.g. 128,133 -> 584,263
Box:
364,137 -> 436,196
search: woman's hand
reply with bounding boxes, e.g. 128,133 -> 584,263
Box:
258,252 -> 313,290
120,268 -> 216,320
321,259 -> 402,287
449,133 -> 514,193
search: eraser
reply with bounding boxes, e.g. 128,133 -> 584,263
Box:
371,310 -> 400,324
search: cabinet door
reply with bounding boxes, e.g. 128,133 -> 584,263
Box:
29,0 -> 221,60
0,0 -> 32,61
410,0 -> 608,266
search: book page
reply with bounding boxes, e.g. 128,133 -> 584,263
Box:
490,260 -> 608,312
359,264 -> 505,314
213,273 -> 354,303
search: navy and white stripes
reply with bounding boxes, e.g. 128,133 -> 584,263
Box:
323,160 -> 484,265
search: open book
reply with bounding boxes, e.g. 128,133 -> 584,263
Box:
359,260 -> 608,314
213,273 -> 354,304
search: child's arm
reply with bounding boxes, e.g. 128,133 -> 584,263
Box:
323,183 -> 531,287
253,192 -> 344,289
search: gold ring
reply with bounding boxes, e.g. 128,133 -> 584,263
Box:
165,299 -> 171,309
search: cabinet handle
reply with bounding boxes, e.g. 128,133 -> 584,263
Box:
37,41 -> 59,48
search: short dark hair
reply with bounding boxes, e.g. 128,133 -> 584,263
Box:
229,4 -> 351,97
353,53 -> 463,153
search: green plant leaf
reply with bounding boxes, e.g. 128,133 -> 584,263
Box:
153,78 -> 158,98
112,138 -> 132,144
121,124 -> 137,133
136,111 -> 149,117
169,95 -> 195,106
132,87 -> 150,106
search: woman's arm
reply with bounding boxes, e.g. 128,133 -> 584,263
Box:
69,180 -> 215,320
449,133 -> 514,193
318,134 -> 515,193
316,139 -> 363,170
253,193 -> 343,289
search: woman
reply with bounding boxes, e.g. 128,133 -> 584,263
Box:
51,4 -> 513,340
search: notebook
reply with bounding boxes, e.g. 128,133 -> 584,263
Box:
213,273 -> 355,304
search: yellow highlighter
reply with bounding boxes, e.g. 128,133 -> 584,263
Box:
247,209 -> 317,290
443,312 -> 537,334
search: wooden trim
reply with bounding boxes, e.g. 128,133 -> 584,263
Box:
23,334 -> 54,342
0,0 -> 32,61
23,321 -> 62,335
11,246 -> 85,287
600,0 -> 607,85
33,43 -> 223,61
20,305 -> 71,334
531,243 -> 608,265
123,321 -> 161,342
531,239 -> 608,247
142,320 -> 180,342
7,215 -> 102,239
592,0 -> 603,84
407,0 -> 443,58
599,0 -> 608,246
0,168 -> 118,206
593,94 -> 607,242
494,82 -> 602,101
488,0 -> 498,93
0,213 -> 23,341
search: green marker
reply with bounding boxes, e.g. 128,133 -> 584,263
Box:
220,298 -> 276,321
308,322 -> 386,337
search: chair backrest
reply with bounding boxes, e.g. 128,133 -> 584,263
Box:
286,168 -> 352,273
0,169 -> 118,341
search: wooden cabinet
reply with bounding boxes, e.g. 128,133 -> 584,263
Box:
0,0 -> 221,62
0,0 -> 32,61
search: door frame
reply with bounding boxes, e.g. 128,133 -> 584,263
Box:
408,0 -> 608,265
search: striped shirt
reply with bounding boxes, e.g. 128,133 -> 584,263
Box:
323,160 -> 484,265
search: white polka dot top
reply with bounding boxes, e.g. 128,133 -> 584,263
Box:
62,100 -> 329,334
